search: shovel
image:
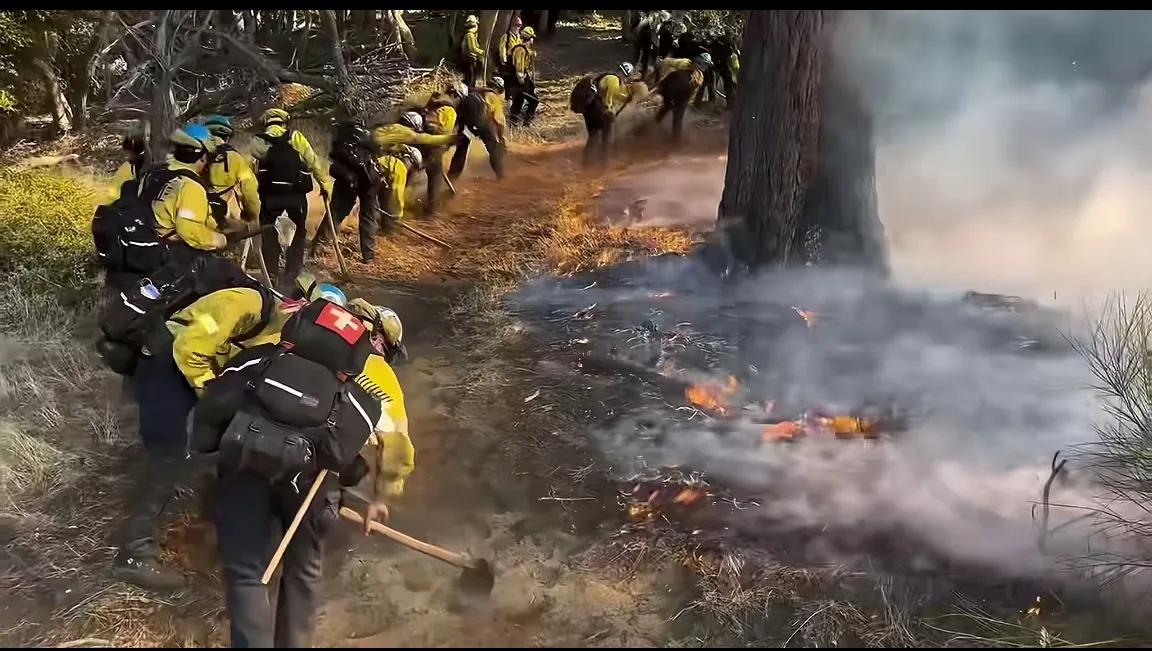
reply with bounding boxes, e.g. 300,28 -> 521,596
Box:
339,506 -> 495,596
321,196 -> 350,278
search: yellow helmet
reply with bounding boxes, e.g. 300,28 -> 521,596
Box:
261,107 -> 290,126
348,298 -> 405,361
464,14 -> 479,27
521,26 -> 536,40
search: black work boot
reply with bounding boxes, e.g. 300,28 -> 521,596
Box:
113,551 -> 187,591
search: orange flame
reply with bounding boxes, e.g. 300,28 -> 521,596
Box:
670,488 -> 705,506
792,306 -> 818,328
762,420 -> 803,441
685,375 -> 741,415
819,415 -> 878,438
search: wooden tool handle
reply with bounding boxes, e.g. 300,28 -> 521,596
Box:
261,469 -> 329,585
338,506 -> 476,569
399,222 -> 453,250
322,199 -> 350,278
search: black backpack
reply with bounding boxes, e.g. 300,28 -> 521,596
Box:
255,131 -> 313,195
570,73 -> 610,113
91,167 -> 203,274
209,299 -> 382,482
94,257 -> 271,375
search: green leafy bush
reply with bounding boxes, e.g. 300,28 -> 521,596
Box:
0,169 -> 98,287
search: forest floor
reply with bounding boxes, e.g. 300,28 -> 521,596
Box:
0,12 -> 1143,650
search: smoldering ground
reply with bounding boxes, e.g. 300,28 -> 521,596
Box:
513,10 -> 1152,582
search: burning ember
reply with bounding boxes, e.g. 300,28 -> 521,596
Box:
626,481 -> 709,523
685,376 -> 741,416
792,306 -> 819,328
761,414 -> 880,442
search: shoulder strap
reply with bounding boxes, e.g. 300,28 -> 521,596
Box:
231,287 -> 275,346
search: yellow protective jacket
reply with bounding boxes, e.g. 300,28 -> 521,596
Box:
166,287 -> 288,393
377,154 -> 409,219
510,42 -> 536,83
355,354 -> 414,499
476,88 -> 507,142
250,125 -> 334,196
497,31 -> 522,65
426,104 -> 458,136
152,160 -> 227,251
461,27 -> 483,63
597,74 -> 636,114
729,53 -> 740,86
207,148 -> 261,221
101,161 -> 138,206
371,123 -> 456,155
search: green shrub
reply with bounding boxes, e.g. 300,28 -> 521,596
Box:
0,169 -> 99,287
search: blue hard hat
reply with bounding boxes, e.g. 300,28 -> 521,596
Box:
204,115 -> 232,128
315,283 -> 347,306
170,123 -> 216,152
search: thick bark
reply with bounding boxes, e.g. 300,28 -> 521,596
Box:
294,11 -> 313,68
446,11 -> 461,54
390,10 -> 416,57
799,20 -> 887,274
148,10 -> 176,166
321,11 -> 350,86
717,10 -> 826,269
623,10 -> 635,42
33,58 -> 73,135
479,10 -> 500,81
242,10 -> 256,41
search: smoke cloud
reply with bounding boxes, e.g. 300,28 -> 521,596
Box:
525,11 -> 1152,578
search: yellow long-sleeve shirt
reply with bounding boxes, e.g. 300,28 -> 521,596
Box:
510,42 -> 536,82
370,123 -> 456,155
426,105 -> 457,136
497,31 -> 522,64
152,160 -> 227,251
377,154 -> 409,219
101,161 -> 137,206
166,287 -> 289,392
461,27 -> 483,62
356,354 -> 413,499
597,74 -> 637,114
250,125 -> 334,196
207,148 -> 261,221
477,89 -> 507,142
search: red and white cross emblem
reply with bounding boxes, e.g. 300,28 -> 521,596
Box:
315,302 -> 365,344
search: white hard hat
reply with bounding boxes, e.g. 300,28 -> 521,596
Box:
403,145 -> 423,170
619,62 -> 635,77
465,14 -> 479,26
453,81 -> 469,97
399,110 -> 423,131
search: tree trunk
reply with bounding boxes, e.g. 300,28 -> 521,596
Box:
798,14 -> 887,274
294,11 -> 312,68
717,10 -> 827,269
390,10 -> 416,57
148,10 -> 177,167
623,10 -> 635,42
69,10 -> 116,133
32,58 -> 73,136
242,10 -> 257,41
479,10 -> 501,81
446,10 -> 461,55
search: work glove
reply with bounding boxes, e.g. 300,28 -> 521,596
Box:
221,220 -> 272,244
319,178 -> 334,201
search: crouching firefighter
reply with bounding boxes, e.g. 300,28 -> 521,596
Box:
103,267 -> 333,590
189,293 -> 412,648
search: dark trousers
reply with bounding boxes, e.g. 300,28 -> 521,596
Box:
214,470 -> 340,648
316,181 -> 378,259
633,34 -> 656,75
583,106 -> 613,168
424,146 -> 447,213
259,193 -> 309,286
121,335 -> 195,560
507,77 -> 538,124
460,59 -> 479,87
448,122 -> 505,180
657,71 -> 694,143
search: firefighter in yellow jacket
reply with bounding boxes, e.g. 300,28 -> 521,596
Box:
202,115 -> 261,224
101,127 -> 146,206
249,108 -> 334,287
421,96 -> 458,213
188,286 -> 419,640
496,15 -> 523,71
655,54 -> 711,143
376,145 -> 422,232
581,63 -> 647,168
504,26 -> 539,125
458,14 -> 484,86
152,124 -> 256,262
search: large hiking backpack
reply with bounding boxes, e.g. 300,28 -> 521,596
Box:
215,299 -> 381,482
94,256 -> 269,375
570,73 -> 609,114
91,167 -> 203,274
255,131 -> 313,195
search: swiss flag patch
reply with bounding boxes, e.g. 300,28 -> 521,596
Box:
314,302 -> 366,344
